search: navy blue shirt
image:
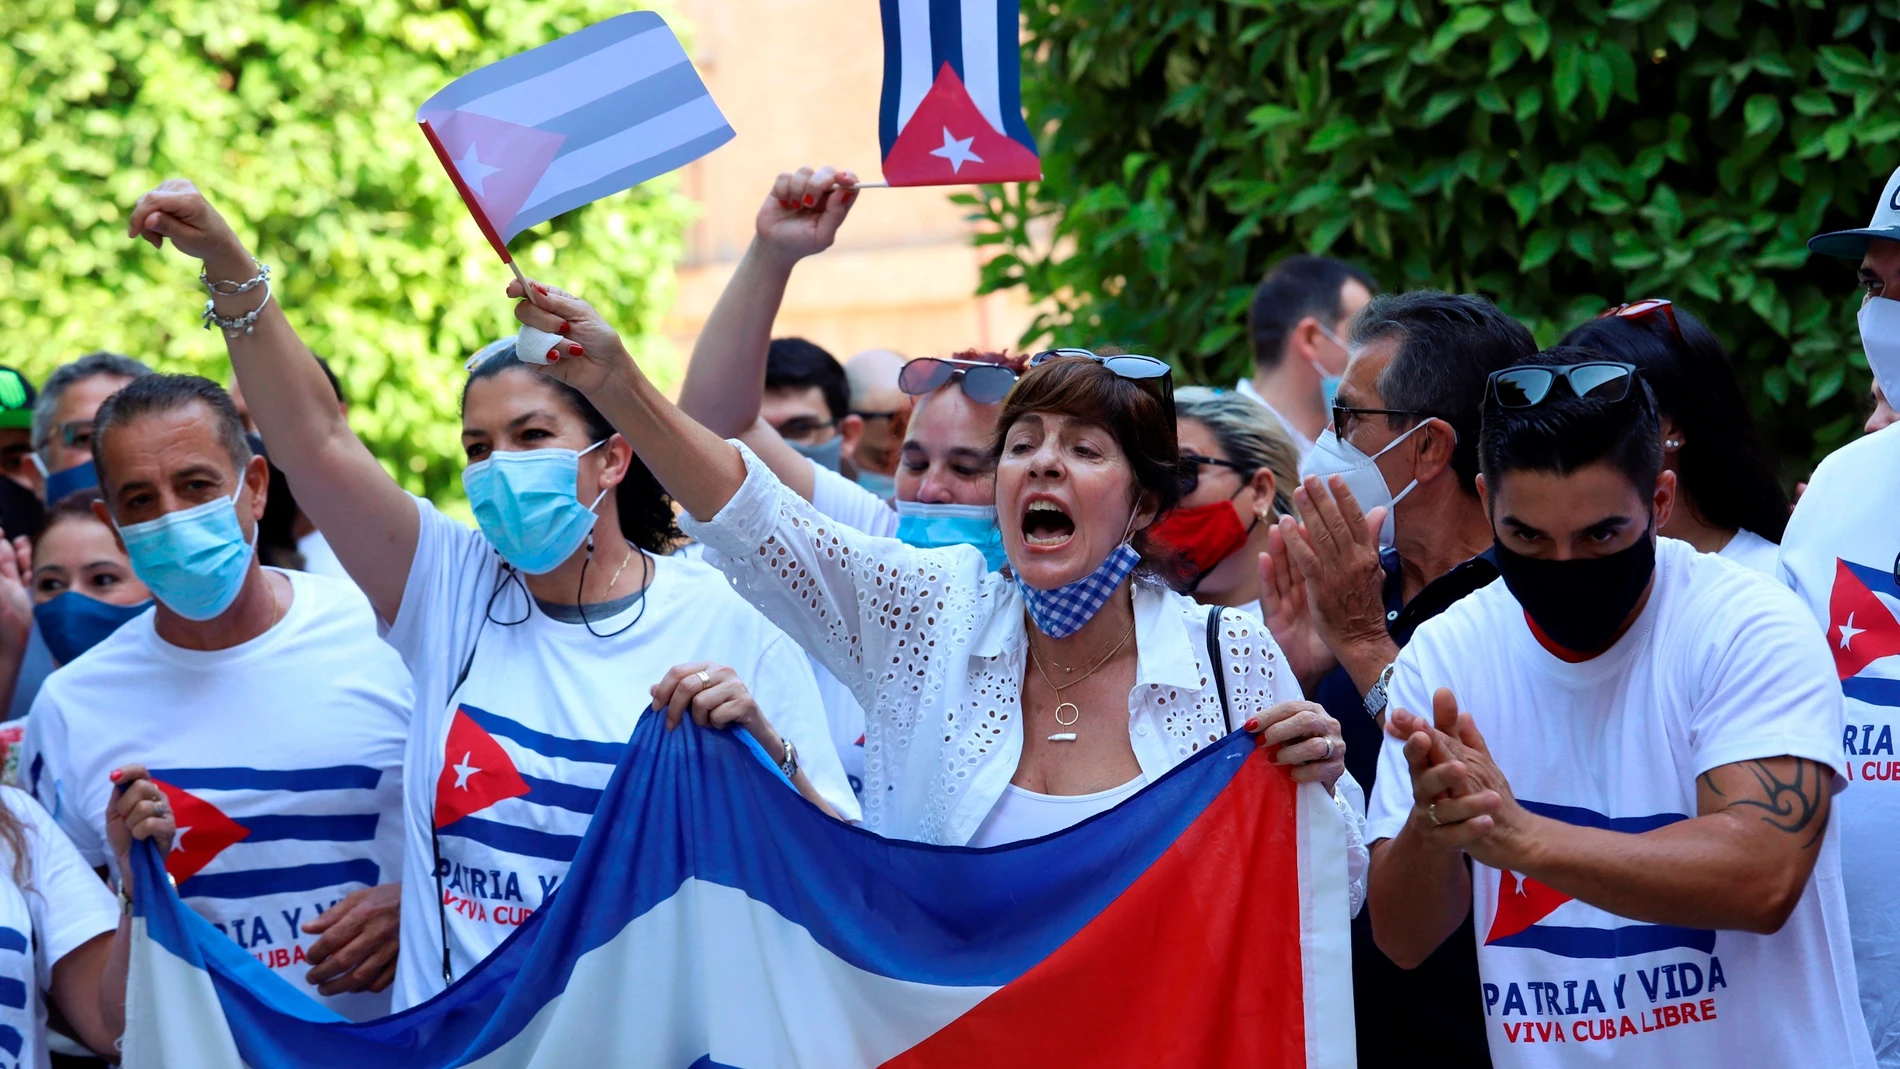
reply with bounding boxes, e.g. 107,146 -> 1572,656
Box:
1317,548 -> 1498,1069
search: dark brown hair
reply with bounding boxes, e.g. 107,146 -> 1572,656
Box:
32,487 -> 107,550
988,355 -> 1189,584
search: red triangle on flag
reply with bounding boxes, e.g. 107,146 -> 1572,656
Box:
883,64 -> 1041,187
153,781 -> 250,885
434,708 -> 531,829
1485,869 -> 1573,944
418,109 -> 567,258
1828,559 -> 1900,681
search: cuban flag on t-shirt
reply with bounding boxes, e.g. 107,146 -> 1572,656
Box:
1828,558 -> 1900,708
151,767 -> 384,900
878,0 -> 1042,186
121,715 -> 1354,1067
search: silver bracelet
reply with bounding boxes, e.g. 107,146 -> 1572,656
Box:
200,259 -> 270,295
202,278 -> 273,337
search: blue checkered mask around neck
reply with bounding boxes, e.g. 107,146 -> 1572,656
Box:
1017,542 -> 1141,639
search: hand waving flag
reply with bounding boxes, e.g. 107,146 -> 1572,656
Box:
418,12 -> 734,262
121,715 -> 1355,1067
878,0 -> 1041,186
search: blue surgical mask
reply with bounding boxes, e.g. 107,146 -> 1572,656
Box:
1314,322 -> 1349,411
463,441 -> 609,575
1017,542 -> 1141,639
40,457 -> 97,504
855,468 -> 897,501
34,592 -> 152,664
790,436 -> 844,473
895,501 -> 1007,571
116,487 -> 257,622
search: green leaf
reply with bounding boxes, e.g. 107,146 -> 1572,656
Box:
1817,44 -> 1874,79
1285,182 -> 1343,214
1664,3 -> 1698,50
1743,94 -> 1782,137
1834,5 -> 1869,38
1501,0 -> 1541,27
1607,0 -> 1666,19
1246,104 -> 1303,130
1539,165 -> 1574,204
1791,91 -> 1838,117
1420,90 -> 1467,126
1515,86 -> 1544,122
1584,51 -> 1616,116
1506,183 -> 1540,226
1809,363 -> 1845,405
1305,118 -> 1364,153
1709,74 -> 1736,119
1430,7 -> 1495,53
1552,44 -> 1584,114
1521,229 -> 1562,269
1517,20 -> 1552,61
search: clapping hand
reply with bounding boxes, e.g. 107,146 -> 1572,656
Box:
1274,475 -> 1391,653
1389,688 -> 1530,868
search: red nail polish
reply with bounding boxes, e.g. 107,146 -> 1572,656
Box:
568,344 -> 583,356
109,769 -> 123,782
803,195 -> 814,206
842,191 -> 854,204
534,283 -> 548,296
1243,718 -> 1259,732
780,199 -> 793,209
556,321 -> 570,335
547,347 -> 559,361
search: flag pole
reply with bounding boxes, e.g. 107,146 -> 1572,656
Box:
853,181 -> 891,189
507,260 -> 544,309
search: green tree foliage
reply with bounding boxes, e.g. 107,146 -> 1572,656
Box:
968,0 -> 1900,470
0,0 -> 690,500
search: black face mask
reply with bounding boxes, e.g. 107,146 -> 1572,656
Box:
0,475 -> 42,541
1493,528 -> 1657,654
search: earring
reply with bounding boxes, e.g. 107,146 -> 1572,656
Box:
1664,438 -> 1682,450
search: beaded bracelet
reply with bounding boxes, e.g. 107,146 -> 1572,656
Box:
202,278 -> 273,337
200,259 -> 270,295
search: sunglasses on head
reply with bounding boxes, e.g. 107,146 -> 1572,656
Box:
1029,347 -> 1176,418
1486,362 -> 1639,409
1596,297 -> 1685,346
897,357 -> 1019,405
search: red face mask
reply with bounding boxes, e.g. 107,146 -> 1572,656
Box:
1147,499 -> 1252,582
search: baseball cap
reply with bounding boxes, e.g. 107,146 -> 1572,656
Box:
1809,165 -> 1900,259
0,367 -> 34,430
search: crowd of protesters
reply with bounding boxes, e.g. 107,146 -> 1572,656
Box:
0,157 -> 1893,1067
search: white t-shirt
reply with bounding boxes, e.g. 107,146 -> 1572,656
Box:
0,788 -> 117,1069
1367,539 -> 1871,1068
967,775 -> 1147,848
1779,425 -> 1900,1065
1717,527 -> 1779,574
386,498 -> 856,1009
1234,378 -> 1316,461
22,570 -> 411,1022
295,530 -> 350,582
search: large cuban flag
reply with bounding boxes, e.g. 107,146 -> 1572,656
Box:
122,715 -> 1353,1067
878,0 -> 1042,186
417,12 -> 734,261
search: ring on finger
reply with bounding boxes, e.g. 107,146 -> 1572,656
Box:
695,670 -> 711,685
1320,737 -> 1335,760
1428,802 -> 1441,826
153,802 -> 169,818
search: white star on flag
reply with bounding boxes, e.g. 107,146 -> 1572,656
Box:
1840,612 -> 1866,651
171,827 -> 189,854
455,145 -> 502,196
929,128 -> 983,173
452,751 -> 482,790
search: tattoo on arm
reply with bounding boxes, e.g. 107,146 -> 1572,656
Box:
1699,759 -> 1828,849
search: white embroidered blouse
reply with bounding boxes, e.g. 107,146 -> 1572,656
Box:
682,445 -> 1367,907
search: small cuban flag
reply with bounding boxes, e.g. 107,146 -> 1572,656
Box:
878,0 -> 1042,187
417,11 -> 735,263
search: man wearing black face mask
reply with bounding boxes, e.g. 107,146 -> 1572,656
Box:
1364,347 -> 1872,1068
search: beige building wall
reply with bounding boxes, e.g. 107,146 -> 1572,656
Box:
665,0 -> 1038,370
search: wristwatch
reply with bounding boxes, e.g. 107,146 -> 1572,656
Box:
777,738 -> 800,780
1364,662 -> 1397,720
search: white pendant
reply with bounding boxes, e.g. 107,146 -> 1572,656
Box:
1047,732 -> 1078,742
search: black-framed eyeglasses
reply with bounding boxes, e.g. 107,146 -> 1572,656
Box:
850,409 -> 898,422
770,415 -> 836,443
897,357 -> 1019,404
1178,451 -> 1249,497
1486,362 -> 1638,409
1029,347 -> 1175,419
1331,403 -> 1424,440
57,420 -> 94,449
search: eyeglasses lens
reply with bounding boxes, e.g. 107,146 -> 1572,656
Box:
962,366 -> 1017,404
1568,364 -> 1633,401
898,359 -> 954,397
1491,369 -> 1554,408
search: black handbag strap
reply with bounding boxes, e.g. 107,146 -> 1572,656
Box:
1205,604 -> 1232,731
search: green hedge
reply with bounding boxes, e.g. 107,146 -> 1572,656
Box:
0,0 -> 689,502
966,0 -> 1900,471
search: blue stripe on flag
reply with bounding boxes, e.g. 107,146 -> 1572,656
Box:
537,61 -> 708,157
992,0 -> 1036,151
519,774 -> 602,815
0,1024 -> 17,1057
438,815 -> 583,863
927,0 -> 964,83
0,927 -> 24,954
1846,676 -> 1900,708
131,713 -> 1258,1066
877,0 -> 905,156
461,705 -> 624,766
241,814 -> 380,843
504,127 -> 733,242
0,978 -> 22,1009
1487,923 -> 1716,959
1845,559 -> 1900,600
417,11 -> 665,116
177,860 -> 380,900
1519,800 -> 1687,834
150,766 -> 382,792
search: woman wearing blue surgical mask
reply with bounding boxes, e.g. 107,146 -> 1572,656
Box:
676,167 -> 1019,566
508,282 -> 1365,911
26,489 -> 153,666
135,182 -> 858,1011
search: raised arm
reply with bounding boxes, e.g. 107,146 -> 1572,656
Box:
127,181 -> 417,623
676,166 -> 858,501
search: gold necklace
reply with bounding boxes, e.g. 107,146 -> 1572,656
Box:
602,540 -> 636,594
1027,617 -> 1135,743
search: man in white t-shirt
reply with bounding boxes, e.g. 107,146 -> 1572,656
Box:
1236,255 -> 1377,459
1366,349 -> 1872,1068
22,374 -> 411,1021
1780,167 -> 1900,1066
